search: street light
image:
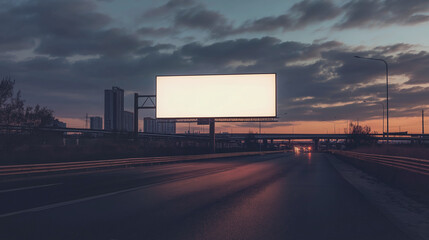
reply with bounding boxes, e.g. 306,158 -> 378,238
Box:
354,56 -> 389,143
379,102 -> 384,138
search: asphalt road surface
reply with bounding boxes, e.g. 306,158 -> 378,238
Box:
0,152 -> 413,240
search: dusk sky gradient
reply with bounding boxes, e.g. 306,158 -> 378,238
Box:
1,0 -> 429,133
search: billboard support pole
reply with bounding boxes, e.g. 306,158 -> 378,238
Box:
133,94 -> 156,136
134,93 -> 139,136
209,118 -> 215,153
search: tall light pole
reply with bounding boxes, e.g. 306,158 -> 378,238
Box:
379,102 -> 384,137
423,109 -> 425,136
354,56 -> 389,143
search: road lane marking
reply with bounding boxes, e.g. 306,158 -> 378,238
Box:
0,154 -> 288,218
0,183 -> 62,194
0,165 -> 248,218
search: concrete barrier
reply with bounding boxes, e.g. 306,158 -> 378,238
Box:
0,150 -> 285,178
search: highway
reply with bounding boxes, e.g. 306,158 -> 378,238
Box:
0,152 -> 412,240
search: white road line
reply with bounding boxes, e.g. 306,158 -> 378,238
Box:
0,155 -> 285,219
0,166 -> 238,219
0,183 -> 62,194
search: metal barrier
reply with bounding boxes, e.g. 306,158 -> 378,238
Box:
0,151 -> 284,177
331,150 -> 429,176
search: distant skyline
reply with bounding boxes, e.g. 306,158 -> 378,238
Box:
1,0 -> 428,133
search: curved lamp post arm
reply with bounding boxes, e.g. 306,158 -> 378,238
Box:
354,56 -> 389,143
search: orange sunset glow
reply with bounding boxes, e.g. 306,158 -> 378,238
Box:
2,1 -> 429,239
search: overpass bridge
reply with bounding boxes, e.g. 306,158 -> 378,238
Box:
1,125 -> 428,145
217,133 -> 428,141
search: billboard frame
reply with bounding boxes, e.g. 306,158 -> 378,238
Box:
155,73 -> 278,121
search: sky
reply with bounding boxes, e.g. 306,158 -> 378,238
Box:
1,0 -> 429,134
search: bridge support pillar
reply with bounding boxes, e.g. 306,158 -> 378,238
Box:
313,138 -> 319,151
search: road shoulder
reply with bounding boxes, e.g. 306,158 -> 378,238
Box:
328,154 -> 429,240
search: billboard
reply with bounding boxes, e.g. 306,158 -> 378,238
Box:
156,73 -> 276,119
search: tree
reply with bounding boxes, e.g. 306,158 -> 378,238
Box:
25,105 -> 55,127
346,122 -> 375,146
0,76 -> 55,127
0,76 -> 14,107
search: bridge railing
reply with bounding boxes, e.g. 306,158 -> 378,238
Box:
0,151 -> 284,177
331,150 -> 429,176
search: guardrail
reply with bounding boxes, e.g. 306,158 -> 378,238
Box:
0,151 -> 284,177
331,150 -> 429,176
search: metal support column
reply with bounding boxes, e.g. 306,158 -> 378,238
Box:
133,94 -> 156,136
209,118 -> 215,153
313,138 -> 319,151
134,93 -> 139,134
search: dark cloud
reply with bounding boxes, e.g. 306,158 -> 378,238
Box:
35,28 -> 147,57
2,0 -> 428,124
233,0 -> 429,35
235,0 -> 341,34
142,0 -> 195,18
139,0 -> 341,37
174,6 -> 231,34
373,43 -> 415,54
0,0 -> 110,52
138,0 -> 429,38
237,15 -> 293,34
291,0 -> 342,27
4,34 -> 427,122
336,0 -> 429,29
138,27 -> 179,37
0,0 -> 146,57
392,51 -> 429,84
136,44 -> 176,55
172,0 -> 340,37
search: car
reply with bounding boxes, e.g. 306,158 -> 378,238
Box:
294,146 -> 312,153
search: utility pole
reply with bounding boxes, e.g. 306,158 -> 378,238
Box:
85,113 -> 88,129
423,109 -> 425,136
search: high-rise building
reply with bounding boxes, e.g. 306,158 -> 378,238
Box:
122,111 -> 134,132
90,116 -> 103,130
104,87 -> 124,130
144,117 -> 157,133
144,117 -> 176,134
157,119 -> 176,134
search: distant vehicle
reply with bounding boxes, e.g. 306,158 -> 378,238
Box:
294,146 -> 312,153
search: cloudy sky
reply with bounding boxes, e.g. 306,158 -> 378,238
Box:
1,0 -> 429,133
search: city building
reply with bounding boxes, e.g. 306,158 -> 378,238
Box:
144,117 -> 156,133
104,86 -> 124,131
90,116 -> 102,130
144,117 -> 176,134
123,111 -> 134,132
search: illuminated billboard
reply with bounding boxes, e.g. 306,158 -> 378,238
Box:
156,73 -> 276,119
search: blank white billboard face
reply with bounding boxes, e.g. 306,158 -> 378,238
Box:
156,74 -> 276,118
